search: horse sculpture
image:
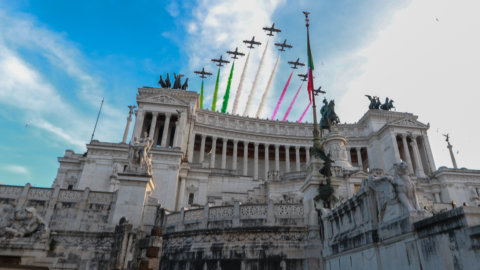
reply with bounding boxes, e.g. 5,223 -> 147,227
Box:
380,97 -> 395,111
319,98 -> 340,133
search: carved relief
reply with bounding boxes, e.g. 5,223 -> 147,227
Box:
1,207 -> 49,239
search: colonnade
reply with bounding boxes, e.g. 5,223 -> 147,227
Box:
194,134 -> 311,180
132,110 -> 183,148
393,133 -> 434,177
346,147 -> 367,170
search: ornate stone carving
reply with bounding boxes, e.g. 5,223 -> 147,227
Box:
368,161 -> 423,222
127,133 -> 153,174
1,207 -> 49,239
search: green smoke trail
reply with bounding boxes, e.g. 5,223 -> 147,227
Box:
221,62 -> 235,113
200,80 -> 204,109
211,68 -> 220,111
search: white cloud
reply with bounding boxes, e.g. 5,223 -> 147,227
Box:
185,0 -> 285,116
0,10 -> 124,150
335,0 -> 480,169
2,164 -> 30,178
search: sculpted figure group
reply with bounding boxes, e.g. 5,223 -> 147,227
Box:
158,73 -> 188,90
365,95 -> 395,111
1,207 -> 49,239
127,132 -> 153,174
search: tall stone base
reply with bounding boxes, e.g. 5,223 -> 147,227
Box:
110,172 -> 155,228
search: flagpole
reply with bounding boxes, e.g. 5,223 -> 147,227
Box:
304,11 -> 323,151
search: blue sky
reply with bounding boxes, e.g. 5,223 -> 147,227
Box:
1,0 -> 479,187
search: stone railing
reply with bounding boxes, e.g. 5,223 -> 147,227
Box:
163,202 -> 305,233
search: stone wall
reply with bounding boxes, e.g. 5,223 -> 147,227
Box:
321,177 -> 480,270
160,202 -> 311,269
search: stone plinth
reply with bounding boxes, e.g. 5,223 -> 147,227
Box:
111,172 -> 155,227
323,130 -> 352,168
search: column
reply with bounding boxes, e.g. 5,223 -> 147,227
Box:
285,146 -> 290,173
264,144 -> 270,180
356,147 -> 363,169
295,146 -> 301,171
346,147 -> 352,164
401,134 -> 414,175
410,136 -> 426,178
243,141 -> 249,175
148,112 -> 158,139
422,134 -> 437,172
132,109 -> 145,140
210,137 -> 217,169
232,140 -> 238,171
199,135 -> 206,163
221,139 -> 227,169
391,132 -> 401,162
275,145 -> 280,171
306,147 -> 310,164
177,178 -> 186,210
254,142 -> 259,180
122,113 -> 133,143
173,118 -> 180,147
161,113 -> 171,147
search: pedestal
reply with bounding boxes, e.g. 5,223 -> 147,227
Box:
110,172 -> 155,228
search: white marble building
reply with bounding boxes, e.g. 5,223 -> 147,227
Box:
53,87 -> 472,213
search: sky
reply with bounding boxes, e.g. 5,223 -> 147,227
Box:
0,0 -> 479,187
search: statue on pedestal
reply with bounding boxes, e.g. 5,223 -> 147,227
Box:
319,98 -> 340,133
127,132 -> 153,174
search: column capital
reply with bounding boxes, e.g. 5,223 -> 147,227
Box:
254,142 -> 259,147
152,111 -> 159,117
264,143 -> 270,148
233,139 -> 239,144
223,139 -> 228,145
275,144 -> 280,149
201,134 -> 206,139
295,145 -> 300,150
211,136 -> 217,141
164,112 -> 172,118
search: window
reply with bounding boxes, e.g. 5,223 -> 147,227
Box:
188,193 -> 194,205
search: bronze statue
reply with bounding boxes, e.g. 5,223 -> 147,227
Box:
181,78 -> 189,90
380,97 -> 394,111
365,95 -> 382,109
319,99 -> 340,133
158,75 -> 166,88
173,72 -> 184,89
165,73 -> 171,88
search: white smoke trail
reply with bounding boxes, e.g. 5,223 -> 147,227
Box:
256,55 -> 280,118
243,39 -> 269,116
232,51 -> 251,115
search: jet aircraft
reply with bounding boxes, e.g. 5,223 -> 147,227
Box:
194,67 -> 213,79
263,23 -> 281,36
243,36 -> 262,49
226,47 -> 245,59
274,39 -> 293,51
287,58 -> 305,69
211,55 -> 230,67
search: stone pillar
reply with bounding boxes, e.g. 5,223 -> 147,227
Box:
210,137 -> 217,169
401,134 -> 414,175
422,134 -> 437,172
148,112 -> 158,139
173,118 -> 180,147
253,142 -> 259,180
306,147 -> 310,164
264,144 -> 270,180
161,113 -> 171,147
346,147 -> 352,164
221,139 -> 227,169
122,114 -> 133,143
295,146 -> 301,171
243,141 -> 249,175
174,112 -> 186,148
132,109 -> 145,140
285,146 -> 291,173
391,132 -> 401,162
232,140 -> 238,171
274,145 -> 280,171
410,136 -> 426,178
199,135 -> 206,163
177,177 -> 186,210
356,147 -> 363,169
447,144 -> 458,169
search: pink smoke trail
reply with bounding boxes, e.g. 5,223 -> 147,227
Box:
282,82 -> 304,121
270,71 -> 293,120
298,101 -> 312,122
